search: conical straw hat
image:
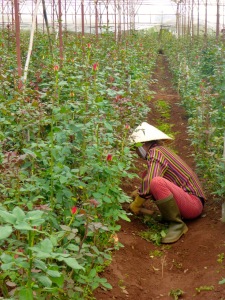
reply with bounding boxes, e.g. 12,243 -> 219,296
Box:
130,122 -> 173,143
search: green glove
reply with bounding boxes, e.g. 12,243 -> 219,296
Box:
129,195 -> 145,214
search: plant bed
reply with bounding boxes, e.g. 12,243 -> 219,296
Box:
93,53 -> 225,300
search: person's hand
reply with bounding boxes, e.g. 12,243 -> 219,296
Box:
130,189 -> 139,200
129,195 -> 145,214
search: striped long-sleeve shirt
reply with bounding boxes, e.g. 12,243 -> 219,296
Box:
139,145 -> 206,200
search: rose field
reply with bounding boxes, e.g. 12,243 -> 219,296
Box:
0,27 -> 225,299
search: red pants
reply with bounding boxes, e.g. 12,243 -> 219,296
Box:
150,177 -> 203,219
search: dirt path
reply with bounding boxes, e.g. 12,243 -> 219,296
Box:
94,55 -> 225,300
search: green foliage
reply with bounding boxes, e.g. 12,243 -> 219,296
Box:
0,28 -> 160,298
161,32 -> 225,199
219,278 -> 225,285
138,215 -> 168,246
169,288 -> 184,300
195,285 -> 214,293
217,253 -> 225,264
149,249 -> 164,258
154,99 -> 171,119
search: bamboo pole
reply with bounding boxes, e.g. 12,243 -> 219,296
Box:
23,0 -> 42,84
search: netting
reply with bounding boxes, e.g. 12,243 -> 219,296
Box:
1,0 -> 225,34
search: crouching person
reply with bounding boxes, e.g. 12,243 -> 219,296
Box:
129,122 -> 206,244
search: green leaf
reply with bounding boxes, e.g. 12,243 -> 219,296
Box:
119,212 -> 130,222
29,218 -> 45,227
63,257 -> 84,270
89,268 -> 97,278
39,239 -> 53,253
46,269 -> 61,278
219,278 -> 225,285
59,175 -> 68,184
34,259 -> 47,271
104,122 -> 113,131
1,253 -> 13,263
101,281 -> 112,290
0,210 -> 16,224
51,274 -> 64,287
16,261 -> 30,269
102,196 -> 111,203
1,262 -> 14,270
0,225 -> 13,240
60,225 -> 72,231
14,222 -> 33,231
26,210 -> 44,220
19,287 -> 33,300
12,206 -> 26,222
30,249 -> 51,259
37,275 -> 52,287
67,244 -> 79,252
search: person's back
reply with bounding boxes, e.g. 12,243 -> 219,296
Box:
147,145 -> 206,200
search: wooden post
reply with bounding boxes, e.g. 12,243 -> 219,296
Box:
197,0 -> 200,36
223,131 -> 225,160
205,0 -> 208,38
58,0 -> 64,64
216,0 -> 220,40
58,0 -> 63,67
222,131 -> 225,222
95,0 -> 98,37
114,0 -> 117,40
81,0 -> 85,36
42,0 -> 53,57
191,0 -> 194,36
13,0 -> 22,88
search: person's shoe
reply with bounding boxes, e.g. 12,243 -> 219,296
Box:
156,195 -> 188,243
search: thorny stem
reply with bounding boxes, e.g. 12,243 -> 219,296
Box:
27,230 -> 35,289
78,216 -> 89,254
